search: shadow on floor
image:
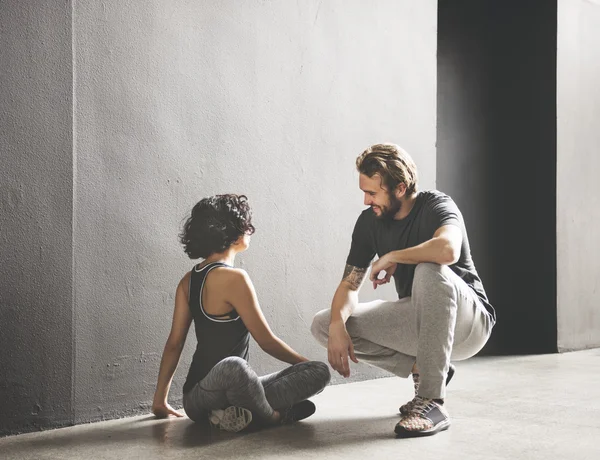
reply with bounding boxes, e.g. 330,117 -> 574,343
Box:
21,413 -> 402,457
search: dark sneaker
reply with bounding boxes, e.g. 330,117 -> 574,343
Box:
209,406 -> 253,432
395,396 -> 450,438
280,400 -> 316,424
399,363 -> 455,415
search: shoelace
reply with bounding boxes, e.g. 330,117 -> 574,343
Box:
402,395 -> 419,412
410,396 -> 437,418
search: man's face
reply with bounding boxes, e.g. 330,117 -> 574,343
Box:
359,173 -> 402,220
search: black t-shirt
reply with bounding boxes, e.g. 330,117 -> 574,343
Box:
346,190 -> 495,321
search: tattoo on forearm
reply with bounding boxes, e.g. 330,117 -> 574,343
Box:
342,264 -> 367,290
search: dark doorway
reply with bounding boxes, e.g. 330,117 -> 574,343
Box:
437,0 -> 558,354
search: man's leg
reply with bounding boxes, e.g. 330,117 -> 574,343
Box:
311,298 -> 418,378
411,263 -> 493,400
392,263 -> 492,437
310,264 -> 492,394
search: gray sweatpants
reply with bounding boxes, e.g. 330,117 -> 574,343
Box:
311,262 -> 494,399
182,357 -> 331,423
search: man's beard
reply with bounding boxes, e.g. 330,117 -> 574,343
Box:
375,193 -> 402,221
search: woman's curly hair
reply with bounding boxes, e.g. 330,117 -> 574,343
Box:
180,194 -> 255,259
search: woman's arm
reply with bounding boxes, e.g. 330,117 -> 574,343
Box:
152,275 -> 193,418
227,270 -> 308,365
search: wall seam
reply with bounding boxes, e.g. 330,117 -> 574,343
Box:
70,0 -> 77,427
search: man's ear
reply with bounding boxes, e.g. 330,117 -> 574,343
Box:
395,182 -> 407,199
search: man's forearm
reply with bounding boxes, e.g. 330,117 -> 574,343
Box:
330,283 -> 359,325
386,236 -> 456,265
330,264 -> 368,325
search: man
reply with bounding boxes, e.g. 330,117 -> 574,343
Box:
311,143 -> 496,438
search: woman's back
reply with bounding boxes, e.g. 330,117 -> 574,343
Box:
183,262 -> 249,394
199,264 -> 242,319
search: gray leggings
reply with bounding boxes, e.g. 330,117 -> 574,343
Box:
182,357 -> 331,423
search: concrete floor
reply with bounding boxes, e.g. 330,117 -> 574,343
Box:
2,349 -> 600,460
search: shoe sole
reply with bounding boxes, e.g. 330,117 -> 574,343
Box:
211,406 -> 253,433
394,419 -> 451,438
399,364 -> 456,415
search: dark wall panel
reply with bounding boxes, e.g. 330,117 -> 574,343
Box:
437,0 -> 557,354
0,1 -> 74,436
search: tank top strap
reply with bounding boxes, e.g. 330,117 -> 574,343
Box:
188,262 -> 231,318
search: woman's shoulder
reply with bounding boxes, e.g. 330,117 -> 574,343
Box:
179,265 -> 253,299
205,266 -> 252,289
204,267 -> 255,306
177,271 -> 193,299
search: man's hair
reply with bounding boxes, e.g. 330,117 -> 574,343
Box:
356,143 -> 418,195
180,194 -> 255,259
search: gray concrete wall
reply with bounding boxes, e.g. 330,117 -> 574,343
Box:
72,0 -> 437,423
557,0 -> 600,351
0,1 -> 74,436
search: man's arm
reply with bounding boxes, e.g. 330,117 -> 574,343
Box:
330,265 -> 368,323
387,225 -> 462,265
328,264 -> 368,378
369,225 -> 462,286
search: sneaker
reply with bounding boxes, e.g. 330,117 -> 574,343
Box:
394,396 -> 450,438
399,363 -> 455,415
209,406 -> 253,433
279,400 -> 316,424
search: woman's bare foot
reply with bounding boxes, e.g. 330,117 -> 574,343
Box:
271,410 -> 281,424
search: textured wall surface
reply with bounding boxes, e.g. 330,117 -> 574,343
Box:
0,0 -> 74,436
72,0 -> 437,423
557,0 -> 600,351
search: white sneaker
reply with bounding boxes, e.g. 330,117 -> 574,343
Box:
209,406 -> 253,433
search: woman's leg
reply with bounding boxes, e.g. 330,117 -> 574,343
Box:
183,356 -> 276,423
259,361 -> 331,410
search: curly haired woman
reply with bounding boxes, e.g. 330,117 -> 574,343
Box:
151,194 -> 330,432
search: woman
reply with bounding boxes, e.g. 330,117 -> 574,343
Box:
152,194 -> 330,432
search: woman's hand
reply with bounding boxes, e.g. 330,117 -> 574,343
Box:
152,401 -> 184,419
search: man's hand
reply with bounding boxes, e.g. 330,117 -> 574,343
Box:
152,402 -> 184,419
369,255 -> 397,289
327,321 -> 359,378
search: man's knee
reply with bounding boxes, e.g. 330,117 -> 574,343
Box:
413,263 -> 457,310
415,262 -> 442,277
413,262 -> 447,286
310,309 -> 331,346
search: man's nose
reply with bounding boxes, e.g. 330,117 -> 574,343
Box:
364,194 -> 371,206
